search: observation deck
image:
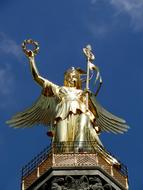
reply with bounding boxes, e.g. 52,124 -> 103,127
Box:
21,142 -> 129,190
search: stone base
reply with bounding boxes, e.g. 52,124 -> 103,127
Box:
21,144 -> 128,190
26,167 -> 127,190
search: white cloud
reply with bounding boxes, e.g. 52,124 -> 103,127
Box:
0,64 -> 16,109
90,0 -> 143,31
90,0 -> 98,4
110,0 -> 143,31
88,22 -> 110,39
0,64 -> 15,96
0,33 -> 22,59
0,33 -> 23,108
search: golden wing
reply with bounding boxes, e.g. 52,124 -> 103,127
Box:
89,93 -> 129,134
6,94 -> 59,128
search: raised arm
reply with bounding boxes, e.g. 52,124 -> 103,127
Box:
22,39 -> 59,95
28,51 -> 46,87
22,39 -> 46,87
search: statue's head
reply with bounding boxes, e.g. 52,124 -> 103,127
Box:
64,67 -> 85,89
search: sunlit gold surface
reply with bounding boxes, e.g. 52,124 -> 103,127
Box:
83,44 -> 95,62
7,40 -> 129,163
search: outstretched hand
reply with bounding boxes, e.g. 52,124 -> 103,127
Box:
25,50 -> 35,58
22,39 -> 39,59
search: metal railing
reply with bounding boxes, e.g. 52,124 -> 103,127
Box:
21,141 -> 128,179
22,145 -> 52,177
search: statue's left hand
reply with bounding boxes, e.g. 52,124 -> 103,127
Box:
83,89 -> 91,95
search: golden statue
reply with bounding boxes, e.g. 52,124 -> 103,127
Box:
7,39 -> 129,155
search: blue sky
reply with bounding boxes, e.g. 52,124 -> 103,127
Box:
0,0 -> 143,189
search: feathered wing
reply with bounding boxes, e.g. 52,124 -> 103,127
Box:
89,93 -> 129,134
6,95 -> 59,128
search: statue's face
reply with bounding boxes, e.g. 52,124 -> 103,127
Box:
64,71 -> 82,89
64,73 -> 79,87
64,68 -> 82,89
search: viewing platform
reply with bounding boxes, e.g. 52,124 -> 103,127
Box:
21,142 -> 129,190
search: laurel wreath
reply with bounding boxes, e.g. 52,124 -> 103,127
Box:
22,39 -> 39,56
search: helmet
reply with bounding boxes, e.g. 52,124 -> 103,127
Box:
64,67 -> 86,89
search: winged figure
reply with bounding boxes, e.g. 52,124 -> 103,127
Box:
6,40 -> 129,153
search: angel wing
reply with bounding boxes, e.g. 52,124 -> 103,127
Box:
89,93 -> 129,134
6,94 -> 59,128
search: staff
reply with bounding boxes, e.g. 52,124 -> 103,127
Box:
83,45 -> 95,110
83,45 -> 102,110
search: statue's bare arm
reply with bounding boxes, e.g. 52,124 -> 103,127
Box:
27,51 -> 59,96
28,55 -> 46,87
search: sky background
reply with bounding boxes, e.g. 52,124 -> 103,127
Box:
0,0 -> 143,189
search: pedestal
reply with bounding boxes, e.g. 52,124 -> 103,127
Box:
21,143 -> 129,190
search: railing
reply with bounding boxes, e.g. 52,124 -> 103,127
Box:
22,145 -> 52,178
21,141 -> 128,179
